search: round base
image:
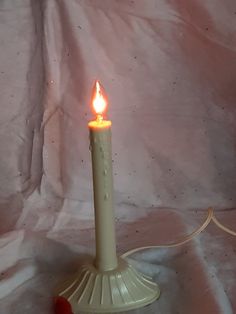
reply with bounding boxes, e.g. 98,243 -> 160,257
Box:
56,258 -> 160,313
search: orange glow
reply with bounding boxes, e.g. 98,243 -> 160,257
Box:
92,80 -> 108,117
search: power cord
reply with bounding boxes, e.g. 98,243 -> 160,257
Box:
121,207 -> 236,258
212,211 -> 236,236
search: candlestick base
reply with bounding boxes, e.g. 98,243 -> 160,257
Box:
56,258 -> 160,313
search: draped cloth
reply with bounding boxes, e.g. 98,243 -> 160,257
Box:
0,1 -> 235,313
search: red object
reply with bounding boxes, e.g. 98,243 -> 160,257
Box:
54,296 -> 73,314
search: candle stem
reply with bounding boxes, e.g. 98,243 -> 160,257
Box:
90,125 -> 118,272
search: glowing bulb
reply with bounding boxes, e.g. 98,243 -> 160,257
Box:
92,81 -> 108,119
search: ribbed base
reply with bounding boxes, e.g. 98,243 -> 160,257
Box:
56,258 -> 160,313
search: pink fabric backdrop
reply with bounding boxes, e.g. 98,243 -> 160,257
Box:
0,1 -> 235,313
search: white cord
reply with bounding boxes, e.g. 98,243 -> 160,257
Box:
212,212 -> 236,236
121,207 -> 236,258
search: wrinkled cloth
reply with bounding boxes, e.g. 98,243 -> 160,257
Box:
0,0 -> 236,313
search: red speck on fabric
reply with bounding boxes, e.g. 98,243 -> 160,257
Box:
54,296 -> 73,314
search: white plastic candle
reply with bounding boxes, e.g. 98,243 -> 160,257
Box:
88,81 -> 118,271
56,81 -> 160,313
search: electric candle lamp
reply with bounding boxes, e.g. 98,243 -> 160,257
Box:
88,80 -> 117,272
56,81 -> 160,313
